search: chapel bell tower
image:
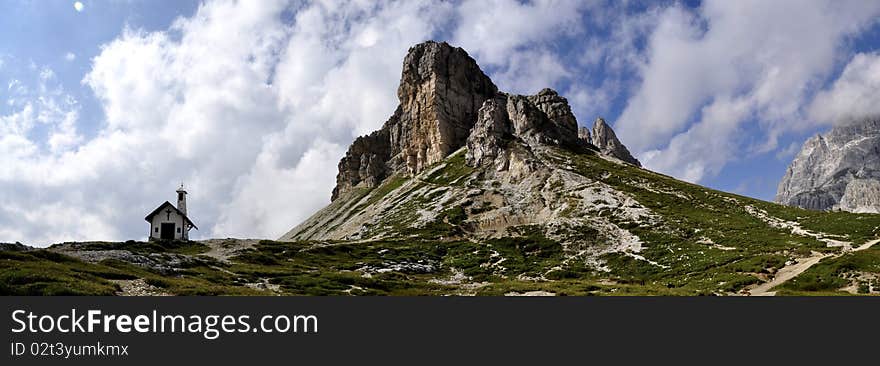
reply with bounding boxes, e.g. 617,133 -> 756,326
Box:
176,183 -> 188,216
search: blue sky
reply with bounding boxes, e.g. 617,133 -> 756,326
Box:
2,0 -> 880,246
0,1 -> 199,138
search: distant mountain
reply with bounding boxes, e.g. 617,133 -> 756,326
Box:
776,117 -> 880,213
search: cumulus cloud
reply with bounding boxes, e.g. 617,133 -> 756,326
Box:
452,0 -> 591,94
809,52 -> 880,124
453,0 -> 589,65
615,0 -> 880,182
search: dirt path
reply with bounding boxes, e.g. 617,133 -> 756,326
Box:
748,252 -> 830,296
200,239 -> 260,261
747,238 -> 880,296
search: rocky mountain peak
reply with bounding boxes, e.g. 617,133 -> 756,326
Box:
331,41 -> 639,201
776,116 -> 880,212
333,41 -> 497,200
591,118 -> 641,167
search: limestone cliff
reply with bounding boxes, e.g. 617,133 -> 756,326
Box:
332,41 -> 497,200
286,40 -> 645,250
776,117 -> 880,212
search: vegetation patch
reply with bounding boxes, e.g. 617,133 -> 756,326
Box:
424,151 -> 474,186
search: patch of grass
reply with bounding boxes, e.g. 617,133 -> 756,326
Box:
56,240 -> 210,255
0,250 -> 128,295
424,151 -> 474,186
405,205 -> 468,239
98,259 -> 263,296
550,148 -> 873,293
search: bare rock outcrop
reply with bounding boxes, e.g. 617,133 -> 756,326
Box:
578,126 -> 592,145
776,117 -> 880,212
591,118 -> 641,166
333,128 -> 391,199
285,41 -> 648,245
332,41 -> 497,200
465,89 -> 588,169
465,95 -> 512,169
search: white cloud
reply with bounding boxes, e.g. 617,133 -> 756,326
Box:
489,49 -> 571,94
452,0 -> 591,95
453,0 -> 589,65
640,96 -> 751,182
615,0 -> 880,182
809,52 -> 880,124
64,52 -> 76,61
0,0 -> 458,245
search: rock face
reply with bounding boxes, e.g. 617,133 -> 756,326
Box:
286,41 -> 646,245
591,118 -> 641,167
578,126 -> 592,145
776,117 -> 880,212
332,41 -> 497,200
464,89 -> 588,171
331,41 -> 642,200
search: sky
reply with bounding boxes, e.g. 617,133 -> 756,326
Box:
2,0 -> 880,246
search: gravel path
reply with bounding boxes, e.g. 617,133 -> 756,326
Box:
748,238 -> 880,296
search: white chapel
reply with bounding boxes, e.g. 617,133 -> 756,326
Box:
145,184 -> 198,240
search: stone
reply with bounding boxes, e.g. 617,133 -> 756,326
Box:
284,43 -> 654,247
527,88 -> 580,143
0,242 -> 30,252
838,179 -> 880,213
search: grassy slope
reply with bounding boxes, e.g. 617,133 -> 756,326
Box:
3,148 -> 879,296
0,241 -> 262,296
558,150 -> 880,294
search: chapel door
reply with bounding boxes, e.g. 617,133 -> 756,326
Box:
160,223 -> 176,240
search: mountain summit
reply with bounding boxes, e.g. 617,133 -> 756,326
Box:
331,42 -> 639,202
331,41 -> 498,200
285,41 -> 643,243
